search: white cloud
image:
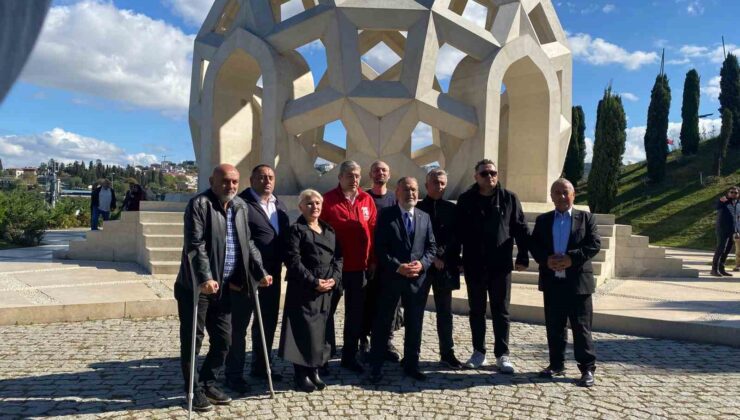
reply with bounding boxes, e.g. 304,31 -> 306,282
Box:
669,43 -> 740,66
435,44 -> 467,80
686,0 -> 705,15
584,136 -> 594,163
20,1 -> 194,115
411,122 -> 433,151
461,1 -> 488,28
567,33 -> 659,70
362,43 -> 401,75
602,4 -> 616,13
620,92 -> 639,102
702,76 -> 721,101
163,0 -> 213,27
0,128 -> 158,168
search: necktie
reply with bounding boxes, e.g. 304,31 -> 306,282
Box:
405,212 -> 414,237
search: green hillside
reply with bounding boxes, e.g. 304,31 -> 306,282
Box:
576,137 -> 740,250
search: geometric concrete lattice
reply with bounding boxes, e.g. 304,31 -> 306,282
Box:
189,0 -> 572,201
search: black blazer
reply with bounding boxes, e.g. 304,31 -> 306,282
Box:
374,206 -> 437,293
529,209 -> 601,295
416,196 -> 460,290
239,188 -> 290,271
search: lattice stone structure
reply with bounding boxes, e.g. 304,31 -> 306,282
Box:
189,0 -> 572,201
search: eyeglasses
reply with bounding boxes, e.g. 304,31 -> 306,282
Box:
478,170 -> 498,177
730,191 -> 739,194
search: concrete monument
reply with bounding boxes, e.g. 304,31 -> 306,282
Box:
189,0 -> 572,202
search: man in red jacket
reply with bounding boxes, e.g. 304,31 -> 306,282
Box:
321,160 -> 377,374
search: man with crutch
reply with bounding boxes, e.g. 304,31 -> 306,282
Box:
175,164 -> 272,413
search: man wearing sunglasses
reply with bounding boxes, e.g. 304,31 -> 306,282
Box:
449,159 -> 529,373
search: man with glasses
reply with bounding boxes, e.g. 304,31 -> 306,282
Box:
449,159 -> 529,373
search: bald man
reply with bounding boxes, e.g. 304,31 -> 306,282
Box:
175,164 -> 272,411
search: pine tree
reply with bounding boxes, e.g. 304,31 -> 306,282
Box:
680,69 -> 701,155
588,88 -> 627,213
644,73 -> 671,183
562,106 -> 582,185
719,53 -> 740,147
715,109 -> 734,176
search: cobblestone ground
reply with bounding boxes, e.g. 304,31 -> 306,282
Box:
1,309 -> 739,419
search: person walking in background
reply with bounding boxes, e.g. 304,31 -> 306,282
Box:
449,159 -> 529,373
321,160 -> 377,374
529,178 -> 601,387
279,189 -> 342,393
224,164 -> 289,393
363,160 -> 402,363
90,178 -> 116,230
416,169 -> 464,369
711,186 -> 740,277
122,181 -> 144,211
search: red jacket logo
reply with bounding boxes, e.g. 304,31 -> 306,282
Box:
362,207 -> 370,220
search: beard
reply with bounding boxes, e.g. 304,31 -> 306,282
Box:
218,192 -> 236,203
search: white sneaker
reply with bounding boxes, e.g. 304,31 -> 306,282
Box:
496,355 -> 515,374
464,351 -> 487,369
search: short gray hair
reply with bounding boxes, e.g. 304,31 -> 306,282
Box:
426,168 -> 447,181
397,176 -> 418,186
298,189 -> 323,204
338,160 -> 361,176
550,178 -> 575,193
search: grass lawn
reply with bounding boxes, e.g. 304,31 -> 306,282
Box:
0,239 -> 19,250
576,137 -> 740,250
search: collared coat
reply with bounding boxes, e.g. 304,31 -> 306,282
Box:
416,196 -> 460,290
174,189 -> 268,301
278,216 -> 343,367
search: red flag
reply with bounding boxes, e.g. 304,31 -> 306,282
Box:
667,138 -> 674,145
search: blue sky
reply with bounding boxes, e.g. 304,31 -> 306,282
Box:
0,0 -> 738,169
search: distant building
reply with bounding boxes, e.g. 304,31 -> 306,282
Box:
6,168 -> 23,178
315,162 -> 334,174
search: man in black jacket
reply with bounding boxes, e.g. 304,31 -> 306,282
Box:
175,164 -> 271,412
529,178 -> 600,387
225,164 -> 290,392
90,179 -> 117,230
450,159 -> 528,374
416,169 -> 463,369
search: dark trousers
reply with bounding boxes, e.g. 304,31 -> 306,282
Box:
466,270 -> 511,358
362,270 -> 401,348
340,271 -> 366,362
543,288 -> 596,372
90,208 -> 110,230
431,281 -> 455,356
370,279 -> 431,371
712,231 -> 735,270
176,285 -> 231,392
224,273 -> 282,380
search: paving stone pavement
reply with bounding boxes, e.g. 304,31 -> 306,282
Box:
1,308 -> 739,419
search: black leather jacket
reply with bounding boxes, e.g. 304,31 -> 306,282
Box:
175,189 -> 268,298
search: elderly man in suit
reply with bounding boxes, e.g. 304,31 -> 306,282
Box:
369,177 -> 436,383
529,178 -> 601,387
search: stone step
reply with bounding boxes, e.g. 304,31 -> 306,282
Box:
508,271 -> 607,286
524,222 -> 615,237
512,247 -> 608,262
141,201 -> 188,212
138,212 -> 185,223
523,212 -> 615,225
142,223 -> 183,235
146,247 -> 181,261
143,234 -> 183,248
148,261 -> 181,275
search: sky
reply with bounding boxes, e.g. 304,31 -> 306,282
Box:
0,0 -> 738,169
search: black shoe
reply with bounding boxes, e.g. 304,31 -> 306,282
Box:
369,368 -> 383,384
224,377 -> 251,394
440,352 -> 464,370
204,385 -> 232,405
341,358 -> 365,373
403,367 -> 427,381
576,371 -> 595,387
308,368 -> 327,391
385,344 -> 401,362
250,370 -> 283,382
719,268 -> 733,276
539,365 -> 566,378
710,269 -> 723,277
294,374 -> 317,393
190,389 -> 213,412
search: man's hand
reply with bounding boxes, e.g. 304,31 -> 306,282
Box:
558,255 -> 573,269
259,275 -> 273,288
397,263 -> 420,278
547,254 -> 572,271
315,278 -> 334,292
514,263 -> 527,272
720,196 -> 728,203
200,279 -> 219,295
433,257 -> 445,271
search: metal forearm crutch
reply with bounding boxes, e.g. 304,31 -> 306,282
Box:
187,291 -> 199,419
252,284 -> 276,398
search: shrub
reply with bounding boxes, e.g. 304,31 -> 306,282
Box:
0,190 -> 49,246
48,197 -> 91,229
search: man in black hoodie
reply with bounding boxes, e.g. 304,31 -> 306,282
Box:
450,159 -> 529,374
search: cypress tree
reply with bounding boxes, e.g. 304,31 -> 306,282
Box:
0,158 -> 3,172
715,109 -> 734,176
576,106 -> 587,177
644,73 -> 671,183
588,88 -> 627,213
719,53 -> 740,147
562,106 -> 582,184
680,69 -> 701,155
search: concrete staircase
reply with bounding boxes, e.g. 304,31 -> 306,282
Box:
56,201 -> 698,283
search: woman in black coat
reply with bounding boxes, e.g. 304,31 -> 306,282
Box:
278,189 -> 342,392
711,186 -> 740,276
